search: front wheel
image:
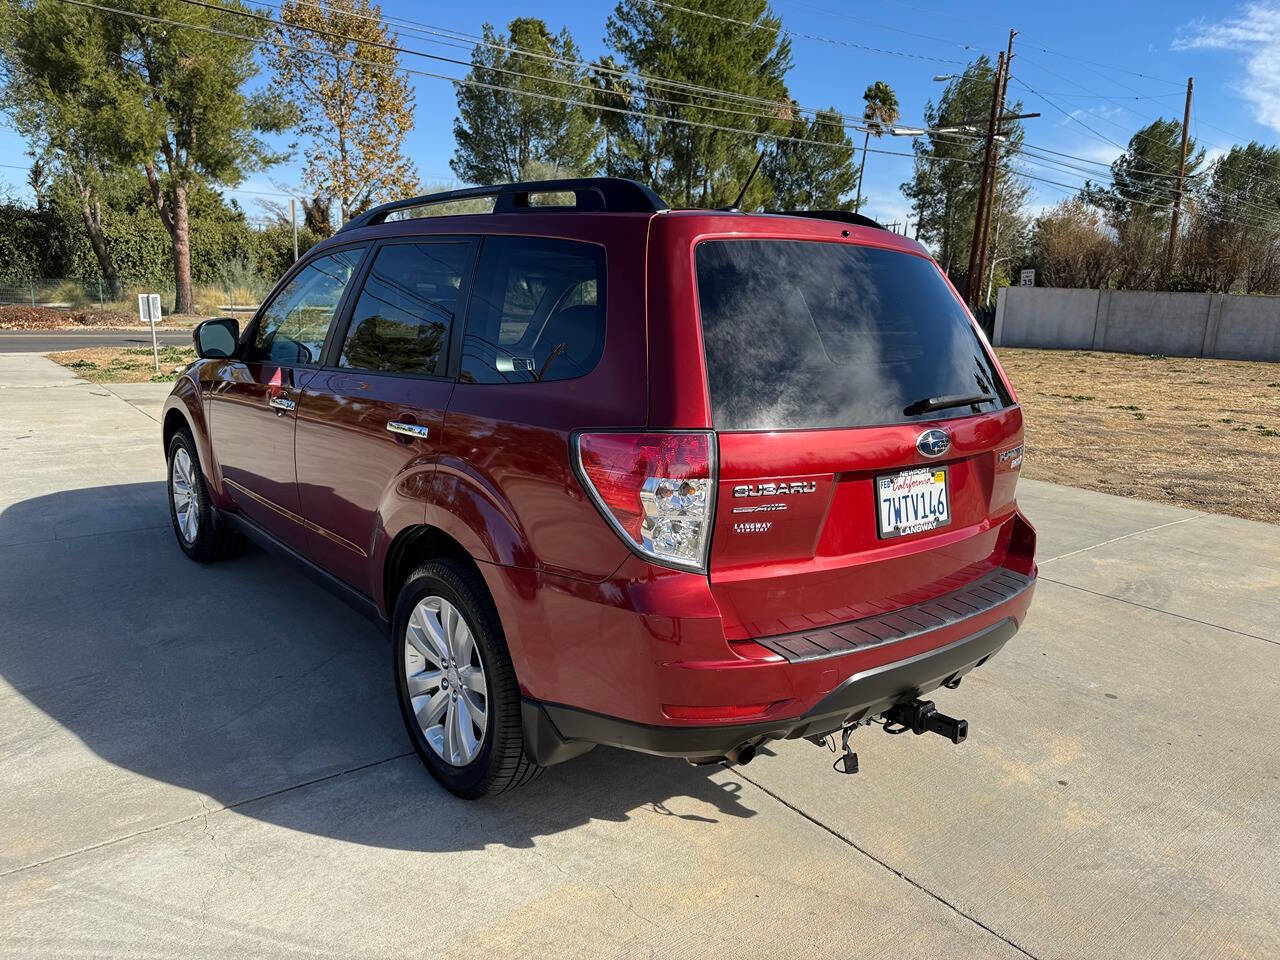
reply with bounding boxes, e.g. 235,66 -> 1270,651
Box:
166,429 -> 240,562
392,559 -> 541,798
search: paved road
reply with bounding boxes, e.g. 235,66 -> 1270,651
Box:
0,329 -> 193,352
1,353 -> 1277,959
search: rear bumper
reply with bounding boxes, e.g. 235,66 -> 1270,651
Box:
523,613 -> 1020,765
480,508 -> 1037,761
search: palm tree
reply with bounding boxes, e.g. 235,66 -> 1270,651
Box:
854,81 -> 900,214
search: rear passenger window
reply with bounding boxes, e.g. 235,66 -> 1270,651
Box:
338,241 -> 472,376
460,237 -> 605,384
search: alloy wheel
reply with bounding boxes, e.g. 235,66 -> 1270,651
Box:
404,595 -> 489,766
171,447 -> 199,544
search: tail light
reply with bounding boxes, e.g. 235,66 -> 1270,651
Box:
573,431 -> 716,572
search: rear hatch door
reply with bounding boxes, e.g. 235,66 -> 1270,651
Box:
694,236 -> 1025,641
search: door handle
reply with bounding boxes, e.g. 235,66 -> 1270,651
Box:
387,420 -> 429,439
268,395 -> 296,413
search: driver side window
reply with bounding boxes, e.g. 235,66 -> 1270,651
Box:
248,247 -> 366,365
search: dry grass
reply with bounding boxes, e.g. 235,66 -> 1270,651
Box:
997,348 -> 1280,523
49,345 -> 196,383
0,305 -> 136,329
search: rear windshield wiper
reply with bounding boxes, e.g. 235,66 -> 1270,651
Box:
902,392 -> 995,416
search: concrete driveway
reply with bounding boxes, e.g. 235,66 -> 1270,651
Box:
1,353 -> 1277,959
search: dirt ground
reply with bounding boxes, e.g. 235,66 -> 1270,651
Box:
997,348 -> 1280,523
0,305 -> 202,330
48,345 -> 196,383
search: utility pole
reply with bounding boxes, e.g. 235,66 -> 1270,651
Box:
964,51 -> 1005,304
973,29 -> 1017,307
1165,76 -> 1194,276
291,197 -> 299,263
854,126 -> 872,213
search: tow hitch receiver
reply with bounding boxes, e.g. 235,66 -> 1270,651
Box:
882,698 -> 968,745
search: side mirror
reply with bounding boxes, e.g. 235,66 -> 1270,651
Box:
193,317 -> 240,359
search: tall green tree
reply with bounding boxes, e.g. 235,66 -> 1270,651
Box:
588,55 -> 634,177
854,81 -> 899,213
1084,119 -> 1205,222
1,2 -> 124,297
1182,143 -> 1280,292
1076,120 -> 1205,289
1,0 -> 293,314
270,0 -> 419,224
605,0 -> 792,209
901,56 -> 1025,278
451,18 -> 600,184
764,106 -> 856,210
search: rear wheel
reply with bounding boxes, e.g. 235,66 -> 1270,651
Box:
393,559 -> 541,798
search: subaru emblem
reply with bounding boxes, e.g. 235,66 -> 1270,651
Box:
916,429 -> 951,458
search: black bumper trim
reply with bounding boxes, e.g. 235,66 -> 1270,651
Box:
522,613 -> 1022,765
751,567 -> 1032,664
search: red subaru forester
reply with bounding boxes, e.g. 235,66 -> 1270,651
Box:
162,178 -> 1036,798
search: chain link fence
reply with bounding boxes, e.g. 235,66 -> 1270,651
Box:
0,278 -> 149,309
0,276 -> 270,317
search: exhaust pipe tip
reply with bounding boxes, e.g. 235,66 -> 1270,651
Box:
725,742 -> 757,766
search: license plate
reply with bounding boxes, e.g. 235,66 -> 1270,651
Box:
876,467 -> 950,539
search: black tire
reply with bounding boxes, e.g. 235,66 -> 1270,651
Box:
166,429 -> 241,562
392,558 -> 541,798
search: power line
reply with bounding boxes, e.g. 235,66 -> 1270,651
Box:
778,0 -> 1184,93
635,0 -> 967,64
1011,75 -> 1127,152
1008,52 -> 1277,197
262,3 -> 1278,226
199,0 -> 925,141
173,0 -> 1094,192
254,0 -> 821,121
776,0 -> 980,52
1015,91 -> 1183,101
209,0 -> 1220,193
1015,42 -> 1183,87
59,0 -> 989,173
46,0 -> 1280,229
1012,74 -> 1280,220
268,0 -> 954,134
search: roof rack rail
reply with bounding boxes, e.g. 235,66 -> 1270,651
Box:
337,177 -> 669,233
771,210 -> 887,231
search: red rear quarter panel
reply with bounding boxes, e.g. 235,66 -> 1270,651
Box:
396,214 -> 655,691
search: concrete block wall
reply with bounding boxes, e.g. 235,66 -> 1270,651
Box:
993,286 -> 1280,361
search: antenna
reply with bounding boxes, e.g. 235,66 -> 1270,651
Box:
727,147 -> 768,211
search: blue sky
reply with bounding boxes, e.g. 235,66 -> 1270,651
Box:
2,0 -> 1279,229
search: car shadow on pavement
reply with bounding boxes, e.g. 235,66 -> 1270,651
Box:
0,483 -> 758,857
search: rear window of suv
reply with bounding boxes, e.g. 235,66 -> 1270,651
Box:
694,239 -> 1011,431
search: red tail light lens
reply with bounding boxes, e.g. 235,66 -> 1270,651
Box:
574,431 -> 716,572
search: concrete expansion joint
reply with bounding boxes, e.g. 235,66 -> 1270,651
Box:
734,768 -> 1045,960
1037,515 -> 1206,564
